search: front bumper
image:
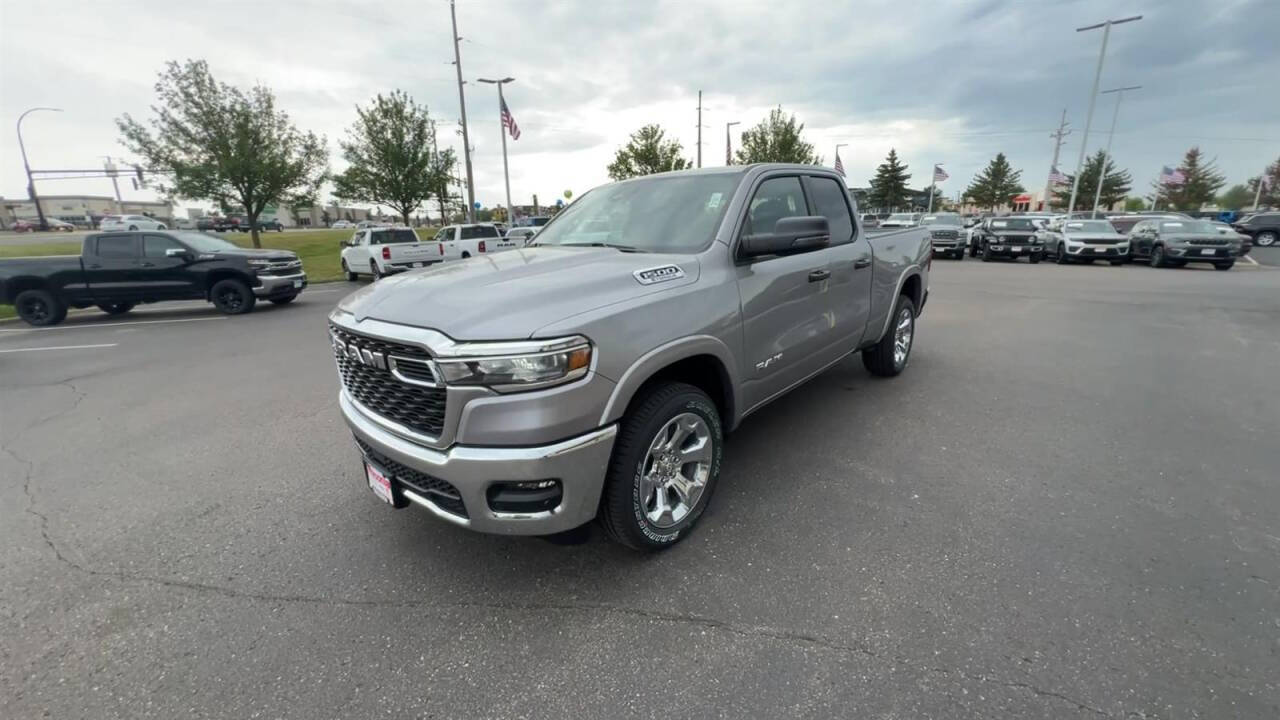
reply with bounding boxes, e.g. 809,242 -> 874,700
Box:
986,244 -> 1044,257
1166,247 -> 1237,262
1067,244 -> 1127,257
340,389 -> 617,535
253,272 -> 307,297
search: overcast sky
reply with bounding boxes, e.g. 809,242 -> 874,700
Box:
2,0 -> 1276,214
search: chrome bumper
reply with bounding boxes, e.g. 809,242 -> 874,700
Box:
253,272 -> 307,297
339,389 -> 617,535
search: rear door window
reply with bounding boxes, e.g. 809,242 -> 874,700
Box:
96,235 -> 139,258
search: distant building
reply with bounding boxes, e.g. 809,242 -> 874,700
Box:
1,195 -> 173,227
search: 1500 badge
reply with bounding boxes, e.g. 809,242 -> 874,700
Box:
755,353 -> 783,370
633,264 -> 685,285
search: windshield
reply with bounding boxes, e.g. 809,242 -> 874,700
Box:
532,173 -> 740,253
1160,220 -> 1216,233
989,219 -> 1036,230
921,215 -> 961,226
173,231 -> 240,252
1064,221 -> 1115,233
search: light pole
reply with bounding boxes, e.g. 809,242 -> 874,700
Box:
725,121 -> 740,165
1090,85 -> 1141,216
449,0 -> 477,223
1065,14 -> 1142,216
477,77 -> 515,226
17,106 -> 62,231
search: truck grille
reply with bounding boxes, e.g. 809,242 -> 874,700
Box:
930,230 -> 958,239
331,325 -> 447,437
355,437 -> 468,518
257,260 -> 303,276
1187,238 -> 1229,246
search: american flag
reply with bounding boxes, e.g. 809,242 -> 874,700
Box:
834,152 -> 845,177
1160,165 -> 1185,185
501,98 -> 520,141
933,165 -> 949,182
1049,165 -> 1067,185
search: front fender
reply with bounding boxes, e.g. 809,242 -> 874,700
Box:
598,334 -> 741,430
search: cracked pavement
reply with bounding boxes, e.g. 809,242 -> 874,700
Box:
3,264 -> 1280,719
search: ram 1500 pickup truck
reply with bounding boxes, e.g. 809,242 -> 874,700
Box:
329,164 -> 931,550
0,231 -> 306,326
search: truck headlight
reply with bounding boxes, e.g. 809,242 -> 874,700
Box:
435,336 -> 592,392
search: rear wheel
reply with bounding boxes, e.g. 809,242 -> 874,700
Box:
128,225 -> 138,231
461,251 -> 471,259
14,289 -> 67,327
1255,231 -> 1276,247
599,382 -> 723,551
862,294 -> 917,377
370,260 -> 383,279
96,302 -> 135,315
210,278 -> 256,315
155,224 -> 166,230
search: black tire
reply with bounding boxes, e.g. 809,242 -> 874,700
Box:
1109,259 -> 1124,266
210,278 -> 256,315
954,249 -> 963,261
155,224 -> 166,230
1056,243 -> 1070,264
1150,245 -> 1167,268
599,382 -> 723,551
1255,231 -> 1276,247
269,294 -> 298,304
968,242 -> 977,257
128,225 -> 138,231
1029,254 -> 1042,264
370,260 -> 383,280
14,288 -> 67,327
342,259 -> 358,282
980,243 -> 993,262
862,293 -> 917,378
461,251 -> 471,259
96,302 -> 135,315
1079,258 -> 1095,264
1214,261 -> 1234,271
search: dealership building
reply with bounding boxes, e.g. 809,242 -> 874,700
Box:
1,195 -> 174,228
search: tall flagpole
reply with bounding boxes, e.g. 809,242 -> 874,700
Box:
478,77 -> 516,226
927,165 -> 938,214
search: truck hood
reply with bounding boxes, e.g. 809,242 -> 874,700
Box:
340,246 -> 700,339
208,248 -> 298,261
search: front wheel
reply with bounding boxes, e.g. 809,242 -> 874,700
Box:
599,382 -> 723,551
14,289 -> 67,327
210,278 -> 256,315
1150,245 -> 1167,268
1255,231 -> 1277,247
269,293 -> 298,304
1110,259 -> 1124,266
863,294 -> 917,377
342,259 -> 358,282
1056,244 -> 1070,264
954,249 -> 964,261
1214,261 -> 1234,271
96,302 -> 135,315
980,244 -> 993,262
128,225 -> 138,231
1029,254 -> 1042,264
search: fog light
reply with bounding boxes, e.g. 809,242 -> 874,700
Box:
487,479 -> 562,514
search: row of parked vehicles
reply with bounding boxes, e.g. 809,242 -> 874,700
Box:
337,223 -> 538,280
921,210 -> 1274,271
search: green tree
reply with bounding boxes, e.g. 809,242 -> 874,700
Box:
965,153 -> 1025,210
1052,150 -> 1132,210
1244,155 -> 1280,208
117,60 -> 328,248
1124,197 -> 1147,211
1218,184 -> 1254,210
867,149 -> 911,211
332,90 -> 454,226
734,107 -> 820,165
607,125 -> 690,181
1151,147 -> 1226,211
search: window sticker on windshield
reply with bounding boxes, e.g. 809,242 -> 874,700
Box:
707,192 -> 723,210
1165,222 -> 1183,227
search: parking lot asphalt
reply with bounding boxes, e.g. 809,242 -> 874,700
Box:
3,262 -> 1279,719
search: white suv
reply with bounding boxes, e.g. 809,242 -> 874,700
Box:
100,214 -> 167,231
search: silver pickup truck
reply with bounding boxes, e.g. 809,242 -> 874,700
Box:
329,164 -> 931,550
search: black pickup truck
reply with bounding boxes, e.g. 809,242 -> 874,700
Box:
0,231 -> 306,326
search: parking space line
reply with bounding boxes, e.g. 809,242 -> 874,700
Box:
0,317 -> 227,333
0,343 -> 118,354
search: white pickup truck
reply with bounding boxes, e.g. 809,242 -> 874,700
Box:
429,223 -> 521,261
341,227 -> 443,280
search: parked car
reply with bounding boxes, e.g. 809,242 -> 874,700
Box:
1039,218 -> 1129,265
0,231 -> 306,326
328,164 -> 932,550
332,220 -> 355,229
878,212 -> 920,229
13,218 -> 76,232
172,217 -> 197,230
972,217 -> 1044,262
920,213 -> 965,259
341,227 -> 442,280
98,214 -> 167,231
1128,219 -> 1243,270
430,223 -> 520,261
515,216 -> 552,228
860,213 -> 880,228
506,227 -> 539,245
245,218 -> 284,232
1232,211 -> 1280,247
1107,213 -> 1183,236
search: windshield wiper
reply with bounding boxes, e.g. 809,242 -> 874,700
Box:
558,242 -> 646,253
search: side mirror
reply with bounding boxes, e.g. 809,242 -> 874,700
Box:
165,248 -> 192,260
740,216 -> 830,258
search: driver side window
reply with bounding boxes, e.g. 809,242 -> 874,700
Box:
745,176 -> 806,236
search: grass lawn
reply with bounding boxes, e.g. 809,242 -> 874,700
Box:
0,228 -> 438,320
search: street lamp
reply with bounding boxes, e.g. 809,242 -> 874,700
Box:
1090,85 -> 1142,215
725,121 -> 740,165
1064,14 -> 1142,215
17,106 -> 63,231
477,77 -> 515,226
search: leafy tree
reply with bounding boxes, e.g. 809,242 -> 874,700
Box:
1218,184 -> 1254,210
1244,155 -> 1280,208
607,125 -> 690,181
1051,150 -> 1132,210
1151,147 -> 1226,211
1124,197 -> 1147,211
867,149 -> 911,211
965,153 -> 1025,210
734,107 -> 820,165
332,90 -> 454,226
117,60 -> 328,248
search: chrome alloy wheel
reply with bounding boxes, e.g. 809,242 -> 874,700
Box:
640,413 -> 714,528
893,305 -> 914,368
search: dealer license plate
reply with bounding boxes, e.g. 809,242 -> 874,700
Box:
292,279 -> 303,288
413,262 -> 423,267
1200,249 -> 1215,255
365,462 -> 394,504
1012,246 -> 1024,252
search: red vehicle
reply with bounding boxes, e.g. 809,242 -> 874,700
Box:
13,219 -> 75,232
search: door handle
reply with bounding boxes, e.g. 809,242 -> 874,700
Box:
140,262 -> 156,267
87,263 -> 102,269
808,269 -> 831,282
854,258 -> 872,269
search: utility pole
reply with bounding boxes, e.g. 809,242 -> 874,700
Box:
101,156 -> 124,213
449,0 -> 476,223
431,123 -> 447,225
1091,85 -> 1141,216
1065,15 -> 1142,216
17,107 -> 61,231
725,120 -> 740,165
1043,109 -> 1071,213
1252,168 -> 1266,211
696,90 -> 703,169
477,77 -> 516,227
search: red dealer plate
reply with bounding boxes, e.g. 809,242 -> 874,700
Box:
365,462 -> 394,504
